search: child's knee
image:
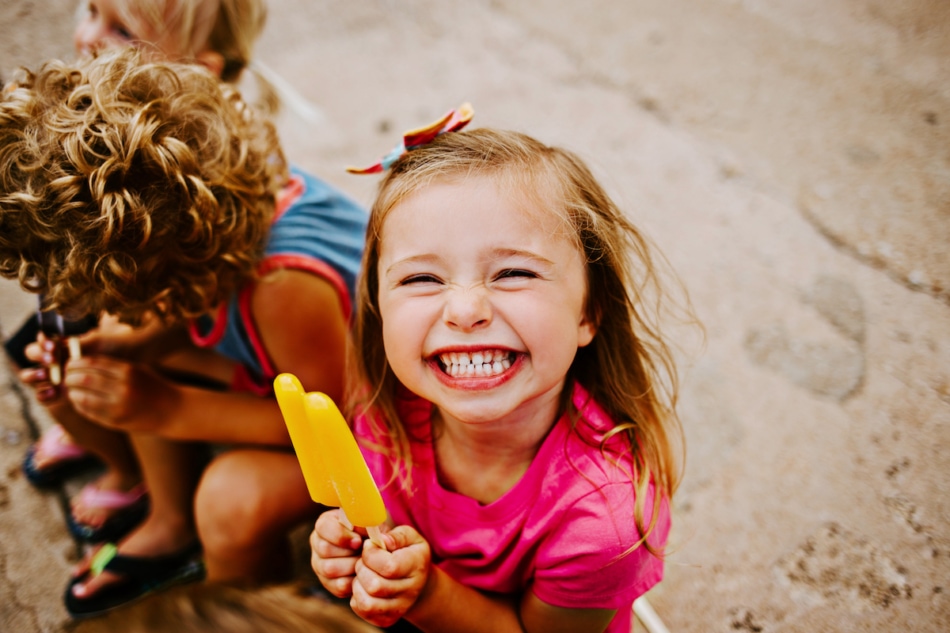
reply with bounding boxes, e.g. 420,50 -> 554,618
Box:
195,454 -> 271,549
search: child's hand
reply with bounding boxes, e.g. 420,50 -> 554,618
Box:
20,334 -> 64,404
310,509 -> 366,598
75,314 -> 166,361
350,525 -> 432,628
61,355 -> 173,431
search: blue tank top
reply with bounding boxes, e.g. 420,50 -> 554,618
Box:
189,167 -> 367,393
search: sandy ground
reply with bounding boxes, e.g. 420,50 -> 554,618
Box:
1,1 -> 948,631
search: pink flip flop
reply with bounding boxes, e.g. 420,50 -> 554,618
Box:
67,483 -> 149,543
21,424 -> 100,488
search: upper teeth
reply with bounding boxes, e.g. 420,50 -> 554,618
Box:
439,350 -> 513,377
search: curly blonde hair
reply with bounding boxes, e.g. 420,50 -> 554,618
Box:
0,47 -> 286,325
351,128 -> 695,551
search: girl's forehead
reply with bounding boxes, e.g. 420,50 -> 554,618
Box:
378,174 -> 578,255
386,171 -> 567,224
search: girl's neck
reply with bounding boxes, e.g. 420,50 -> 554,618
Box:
430,391 -> 563,504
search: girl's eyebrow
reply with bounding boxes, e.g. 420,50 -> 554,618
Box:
384,254 -> 442,276
490,247 -> 555,265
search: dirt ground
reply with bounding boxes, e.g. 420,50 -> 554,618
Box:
1,1 -> 948,631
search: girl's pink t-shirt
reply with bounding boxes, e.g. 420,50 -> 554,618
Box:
354,383 -> 670,633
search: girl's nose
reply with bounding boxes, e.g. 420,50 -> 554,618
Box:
443,286 -> 492,331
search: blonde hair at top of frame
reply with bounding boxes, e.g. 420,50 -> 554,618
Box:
0,47 -> 287,325
349,127 -> 696,550
82,0 -> 268,83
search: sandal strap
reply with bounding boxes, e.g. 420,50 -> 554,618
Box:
78,483 -> 148,510
94,542 -> 202,581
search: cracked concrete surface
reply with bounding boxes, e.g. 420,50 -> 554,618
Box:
1,1 -> 948,631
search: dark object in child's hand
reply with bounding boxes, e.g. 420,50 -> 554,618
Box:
35,295 -> 98,384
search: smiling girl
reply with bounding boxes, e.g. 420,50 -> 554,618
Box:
309,121 -> 691,632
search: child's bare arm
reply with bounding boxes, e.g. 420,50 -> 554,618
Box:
61,357 -> 290,444
61,271 -> 348,445
354,527 -> 617,632
253,269 -> 348,403
517,594 -> 616,633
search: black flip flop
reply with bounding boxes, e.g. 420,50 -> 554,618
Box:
21,442 -> 101,489
64,541 -> 205,619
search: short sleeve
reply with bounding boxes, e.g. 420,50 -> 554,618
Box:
531,481 -> 669,610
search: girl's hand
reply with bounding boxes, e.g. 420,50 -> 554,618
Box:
61,355 -> 175,432
350,525 -> 432,628
310,509 -> 366,598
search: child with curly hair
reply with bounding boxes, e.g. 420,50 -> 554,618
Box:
13,0 -> 280,521
0,47 -> 366,616
309,119 -> 691,632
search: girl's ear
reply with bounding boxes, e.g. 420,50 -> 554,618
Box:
577,309 -> 598,348
195,50 -> 225,78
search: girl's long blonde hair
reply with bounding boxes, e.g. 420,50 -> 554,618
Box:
349,127 -> 692,549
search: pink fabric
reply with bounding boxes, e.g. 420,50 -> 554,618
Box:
354,383 -> 669,632
37,424 -> 88,461
78,483 -> 147,510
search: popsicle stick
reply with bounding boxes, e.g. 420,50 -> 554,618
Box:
633,596 -> 669,633
366,526 -> 386,551
338,510 -> 387,552
67,336 -> 82,361
49,362 -> 62,385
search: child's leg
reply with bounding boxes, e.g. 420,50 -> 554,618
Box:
48,401 -> 144,529
70,434 -> 207,597
48,400 -> 139,480
195,449 -> 317,584
126,434 -> 207,549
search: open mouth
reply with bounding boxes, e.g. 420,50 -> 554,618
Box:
437,350 -> 516,378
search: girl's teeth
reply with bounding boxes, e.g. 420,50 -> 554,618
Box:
440,351 -> 513,377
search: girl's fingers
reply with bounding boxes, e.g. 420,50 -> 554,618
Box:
316,551 -> 359,579
315,510 -> 365,550
320,574 -> 355,599
349,574 -> 408,629
313,533 -> 362,560
374,525 -> 424,552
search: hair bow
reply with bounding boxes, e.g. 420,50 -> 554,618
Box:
347,103 -> 474,174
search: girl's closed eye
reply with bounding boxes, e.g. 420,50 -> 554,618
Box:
399,273 -> 443,286
497,268 -> 537,279
492,268 -> 541,290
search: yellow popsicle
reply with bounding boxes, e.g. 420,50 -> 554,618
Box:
273,373 -> 338,505
303,391 -> 387,529
274,373 -> 387,549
